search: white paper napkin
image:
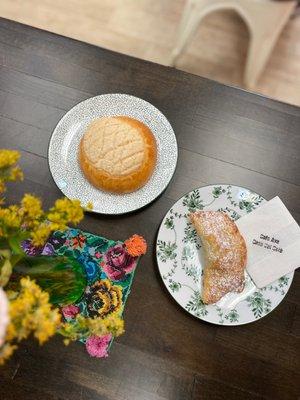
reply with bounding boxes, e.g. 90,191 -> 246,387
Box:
236,197 -> 300,288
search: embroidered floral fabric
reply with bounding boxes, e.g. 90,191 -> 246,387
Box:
23,228 -> 141,357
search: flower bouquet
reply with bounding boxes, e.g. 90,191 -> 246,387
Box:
0,149 -> 146,364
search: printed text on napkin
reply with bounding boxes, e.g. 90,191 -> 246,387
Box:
236,197 -> 300,288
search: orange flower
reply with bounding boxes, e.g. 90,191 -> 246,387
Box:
124,235 -> 147,257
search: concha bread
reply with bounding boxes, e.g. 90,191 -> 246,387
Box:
79,116 -> 157,193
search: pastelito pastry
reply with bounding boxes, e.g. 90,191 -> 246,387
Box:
79,116 -> 157,193
190,211 -> 247,304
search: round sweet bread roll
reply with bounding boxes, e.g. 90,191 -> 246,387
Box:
79,116 -> 157,193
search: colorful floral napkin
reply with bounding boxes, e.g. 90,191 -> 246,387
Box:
23,228 -> 145,357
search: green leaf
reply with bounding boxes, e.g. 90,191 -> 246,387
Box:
8,234 -> 28,255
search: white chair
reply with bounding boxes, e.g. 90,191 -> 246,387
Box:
171,0 -> 297,88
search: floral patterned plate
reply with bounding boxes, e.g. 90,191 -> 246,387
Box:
156,184 -> 294,325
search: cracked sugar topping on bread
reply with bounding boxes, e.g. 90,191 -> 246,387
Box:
81,117 -> 145,176
79,116 -> 157,193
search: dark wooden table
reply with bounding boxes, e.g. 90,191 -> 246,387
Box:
0,17 -> 299,400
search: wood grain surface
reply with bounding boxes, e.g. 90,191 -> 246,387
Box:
0,0 -> 300,106
0,18 -> 299,400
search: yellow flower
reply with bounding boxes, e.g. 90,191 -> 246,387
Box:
1,278 -> 61,363
35,318 -> 57,344
0,151 -> 84,246
50,198 -> 84,225
21,194 -> 43,219
0,149 -> 89,364
0,150 -> 23,200
5,277 -> 61,351
99,313 -> 124,337
0,343 -> 17,365
10,167 -> 23,182
0,206 -> 22,234
47,212 -> 67,231
66,201 -> 83,224
0,180 -> 5,194
85,202 -> 93,211
47,211 -> 63,223
31,224 -> 52,246
59,312 -> 124,343
0,150 -> 20,169
0,252 -> 13,287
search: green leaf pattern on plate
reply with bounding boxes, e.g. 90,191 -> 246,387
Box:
164,217 -> 174,230
246,292 -> 272,318
157,184 -> 294,325
157,240 -> 177,263
225,309 -> 239,323
183,223 -> 201,249
186,291 -> 208,317
181,263 -> 200,284
182,189 -> 204,212
168,280 -> 181,293
212,186 -> 226,198
216,306 -> 224,324
217,207 -> 241,221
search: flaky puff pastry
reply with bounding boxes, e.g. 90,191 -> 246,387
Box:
190,211 -> 247,304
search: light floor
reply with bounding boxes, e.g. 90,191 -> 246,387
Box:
1,0 -> 300,106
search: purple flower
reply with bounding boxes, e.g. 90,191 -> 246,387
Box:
47,235 -> 67,250
22,239 -> 55,256
101,244 -> 136,281
41,243 -> 55,256
22,240 -> 42,256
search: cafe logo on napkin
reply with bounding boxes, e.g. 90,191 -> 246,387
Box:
252,234 -> 283,253
236,197 -> 300,288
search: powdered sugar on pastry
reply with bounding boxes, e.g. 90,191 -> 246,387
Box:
190,211 -> 247,304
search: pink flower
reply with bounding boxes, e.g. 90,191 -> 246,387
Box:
0,287 -> 9,347
102,244 -> 136,281
61,304 -> 79,319
85,334 -> 112,358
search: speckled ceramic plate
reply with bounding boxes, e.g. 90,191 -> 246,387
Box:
156,184 -> 294,325
48,94 -> 178,214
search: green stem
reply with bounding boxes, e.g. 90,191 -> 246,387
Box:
173,227 -> 177,243
8,233 -> 28,256
181,283 -> 196,292
10,254 -> 24,267
204,198 -> 216,207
